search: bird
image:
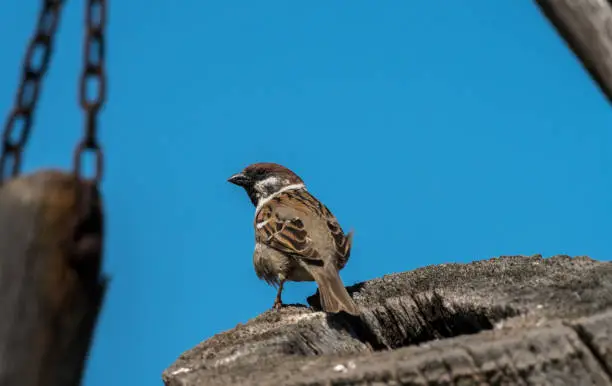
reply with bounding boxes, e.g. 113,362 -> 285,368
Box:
227,162 -> 360,316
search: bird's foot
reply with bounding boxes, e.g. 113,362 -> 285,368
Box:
272,298 -> 283,311
272,278 -> 285,311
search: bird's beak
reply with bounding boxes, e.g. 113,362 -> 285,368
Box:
227,172 -> 251,187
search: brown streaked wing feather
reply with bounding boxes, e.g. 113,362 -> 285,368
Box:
254,194 -> 322,263
255,189 -> 352,269
317,199 -> 352,270
332,227 -> 352,269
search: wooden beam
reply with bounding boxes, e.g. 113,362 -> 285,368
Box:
163,255 -> 612,386
534,0 -> 612,104
0,170 -> 107,386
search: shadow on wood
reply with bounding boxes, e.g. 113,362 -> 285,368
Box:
0,170 -> 107,386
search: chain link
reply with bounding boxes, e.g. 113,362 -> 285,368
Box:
0,0 -> 65,185
74,0 -> 106,184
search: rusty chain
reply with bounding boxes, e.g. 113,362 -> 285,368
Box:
75,0 -> 106,184
0,0 -> 65,185
1,0 -> 107,187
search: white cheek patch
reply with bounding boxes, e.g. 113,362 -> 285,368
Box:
254,176 -> 281,194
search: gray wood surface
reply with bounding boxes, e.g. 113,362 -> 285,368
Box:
163,254 -> 612,385
0,170 -> 106,386
535,0 -> 612,104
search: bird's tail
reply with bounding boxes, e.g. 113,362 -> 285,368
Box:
309,264 -> 360,316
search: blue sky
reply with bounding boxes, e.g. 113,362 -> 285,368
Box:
2,1 -> 611,385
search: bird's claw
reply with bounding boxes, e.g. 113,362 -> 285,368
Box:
272,298 -> 283,311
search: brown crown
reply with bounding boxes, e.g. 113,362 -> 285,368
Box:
243,162 -> 304,184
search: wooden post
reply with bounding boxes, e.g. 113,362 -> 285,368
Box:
0,170 -> 107,386
534,0 -> 612,104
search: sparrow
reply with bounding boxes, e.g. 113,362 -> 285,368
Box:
228,162 -> 360,316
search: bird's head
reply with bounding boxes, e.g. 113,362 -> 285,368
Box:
228,162 -> 305,207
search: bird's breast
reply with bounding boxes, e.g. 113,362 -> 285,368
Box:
253,242 -> 315,284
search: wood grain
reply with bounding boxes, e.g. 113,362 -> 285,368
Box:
163,255 -> 612,385
0,170 -> 106,386
535,0 -> 612,104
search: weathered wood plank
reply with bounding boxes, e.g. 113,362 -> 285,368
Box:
163,255 -> 612,385
534,0 -> 612,104
0,170 -> 106,386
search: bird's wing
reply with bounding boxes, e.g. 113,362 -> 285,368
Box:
295,190 -> 353,269
254,189 -> 352,268
255,190 -> 322,265
326,215 -> 353,270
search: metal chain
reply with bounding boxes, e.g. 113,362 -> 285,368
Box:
74,0 -> 106,185
0,0 -> 65,185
